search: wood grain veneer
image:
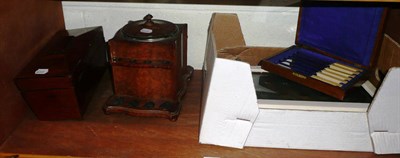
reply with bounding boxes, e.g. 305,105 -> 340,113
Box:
0,71 -> 399,158
0,0 -> 65,144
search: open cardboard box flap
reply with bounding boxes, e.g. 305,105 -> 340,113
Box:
368,67 -> 400,154
211,13 -> 282,65
218,47 -> 283,65
200,13 -> 285,149
210,13 -> 245,51
199,13 -> 259,148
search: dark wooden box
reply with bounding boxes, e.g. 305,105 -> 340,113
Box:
104,23 -> 193,121
14,26 -> 107,120
259,1 -> 387,100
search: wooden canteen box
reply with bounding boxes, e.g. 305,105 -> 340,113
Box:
104,14 -> 194,121
259,2 -> 387,100
14,26 -> 108,120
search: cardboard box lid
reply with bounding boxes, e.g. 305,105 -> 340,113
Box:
296,2 -> 385,67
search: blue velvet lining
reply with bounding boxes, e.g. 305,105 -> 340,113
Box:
268,47 -> 336,76
297,5 -> 384,66
267,47 -> 366,89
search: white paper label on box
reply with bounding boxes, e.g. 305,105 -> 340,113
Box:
35,68 -> 48,75
140,28 -> 152,34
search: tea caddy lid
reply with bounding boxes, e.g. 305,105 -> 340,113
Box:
121,14 -> 179,42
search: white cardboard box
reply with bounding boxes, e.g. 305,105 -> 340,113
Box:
199,13 -> 400,154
